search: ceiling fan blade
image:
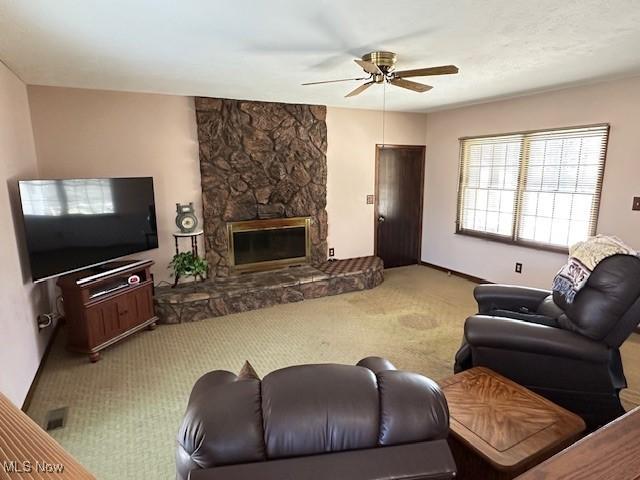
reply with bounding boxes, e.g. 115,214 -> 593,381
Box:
345,81 -> 375,98
302,76 -> 369,86
354,59 -> 382,75
390,78 -> 433,93
394,65 -> 459,78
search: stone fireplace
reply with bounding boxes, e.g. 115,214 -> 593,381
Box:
195,97 -> 328,277
154,97 -> 384,324
227,217 -> 311,273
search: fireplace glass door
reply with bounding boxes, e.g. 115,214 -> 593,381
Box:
227,217 -> 311,272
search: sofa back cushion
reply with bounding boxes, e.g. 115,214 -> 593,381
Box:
262,364 -> 380,459
377,370 -> 449,445
176,371 -> 266,480
554,254 -> 640,345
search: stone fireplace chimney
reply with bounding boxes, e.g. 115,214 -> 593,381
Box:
195,97 -> 328,277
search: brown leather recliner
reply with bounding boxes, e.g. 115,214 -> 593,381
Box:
454,254 -> 640,429
177,357 -> 456,480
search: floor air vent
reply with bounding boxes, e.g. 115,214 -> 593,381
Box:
44,407 -> 68,431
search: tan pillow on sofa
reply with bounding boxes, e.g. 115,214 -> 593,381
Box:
238,360 -> 260,381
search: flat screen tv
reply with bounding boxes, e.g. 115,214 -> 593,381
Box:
18,177 -> 158,282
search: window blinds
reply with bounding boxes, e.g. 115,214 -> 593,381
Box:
457,125 -> 609,250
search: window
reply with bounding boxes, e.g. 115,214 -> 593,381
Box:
456,125 -> 609,250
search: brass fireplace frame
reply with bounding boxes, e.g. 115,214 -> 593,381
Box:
227,217 -> 312,273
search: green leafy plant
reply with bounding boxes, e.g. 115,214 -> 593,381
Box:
169,252 -> 208,287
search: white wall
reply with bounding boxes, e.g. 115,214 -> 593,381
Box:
0,62 -> 55,407
423,76 -> 640,288
26,78 -> 640,292
326,107 -> 427,259
26,93 -> 429,271
27,87 -> 202,284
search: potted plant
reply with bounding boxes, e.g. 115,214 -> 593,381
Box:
169,252 -> 208,287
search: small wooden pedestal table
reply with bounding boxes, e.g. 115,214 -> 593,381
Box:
173,229 -> 204,256
439,367 -> 585,480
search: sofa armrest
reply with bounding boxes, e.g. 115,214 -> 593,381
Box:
474,284 -> 552,314
464,315 -> 610,364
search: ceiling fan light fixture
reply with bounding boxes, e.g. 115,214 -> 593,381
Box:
361,51 -> 397,73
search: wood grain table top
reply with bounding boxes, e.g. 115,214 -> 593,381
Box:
0,393 -> 94,479
515,406 -> 640,480
440,367 -> 585,472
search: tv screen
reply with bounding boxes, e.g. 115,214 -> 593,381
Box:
18,177 -> 158,282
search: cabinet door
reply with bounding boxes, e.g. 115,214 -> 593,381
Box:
125,286 -> 154,328
85,298 -> 129,347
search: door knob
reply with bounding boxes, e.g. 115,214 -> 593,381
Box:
378,215 -> 385,223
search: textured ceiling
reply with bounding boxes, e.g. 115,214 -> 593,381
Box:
1,0 -> 640,112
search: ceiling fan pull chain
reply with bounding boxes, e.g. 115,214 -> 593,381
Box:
382,81 -> 386,147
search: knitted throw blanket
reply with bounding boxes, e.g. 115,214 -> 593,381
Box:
552,235 -> 636,303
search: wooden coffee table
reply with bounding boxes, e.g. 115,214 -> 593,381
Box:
440,367 -> 585,480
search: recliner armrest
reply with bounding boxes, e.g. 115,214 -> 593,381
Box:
474,284 -> 552,314
464,315 -> 610,364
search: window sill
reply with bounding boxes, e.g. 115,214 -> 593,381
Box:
455,229 -> 570,255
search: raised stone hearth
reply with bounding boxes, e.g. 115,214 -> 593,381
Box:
195,97 -> 328,277
154,257 -> 383,324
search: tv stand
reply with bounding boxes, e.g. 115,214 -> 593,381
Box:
57,259 -> 158,362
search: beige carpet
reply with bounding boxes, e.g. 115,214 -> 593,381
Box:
26,265 -> 640,480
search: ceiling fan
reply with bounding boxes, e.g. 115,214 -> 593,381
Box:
302,51 -> 459,97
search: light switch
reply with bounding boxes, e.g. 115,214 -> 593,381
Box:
633,197 -> 640,211
366,195 -> 375,205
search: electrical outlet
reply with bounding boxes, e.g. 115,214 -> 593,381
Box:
366,195 -> 375,205
515,262 -> 523,274
633,197 -> 640,211
329,248 -> 335,257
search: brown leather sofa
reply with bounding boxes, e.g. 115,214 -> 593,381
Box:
176,357 -> 456,480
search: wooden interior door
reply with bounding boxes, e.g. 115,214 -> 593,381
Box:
375,145 -> 425,268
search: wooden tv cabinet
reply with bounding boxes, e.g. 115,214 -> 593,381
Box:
57,259 -> 158,362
